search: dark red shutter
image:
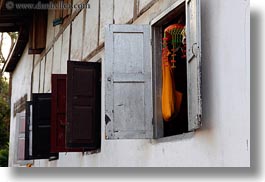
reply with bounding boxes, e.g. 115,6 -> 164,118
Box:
51,74 -> 81,152
32,94 -> 58,160
66,61 -> 101,150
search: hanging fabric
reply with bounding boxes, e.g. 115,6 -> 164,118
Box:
161,24 -> 185,122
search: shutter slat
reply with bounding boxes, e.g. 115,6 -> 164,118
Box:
105,24 -> 153,139
186,0 -> 202,131
66,61 -> 101,150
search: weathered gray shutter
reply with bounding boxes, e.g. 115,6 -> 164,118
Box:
186,0 -> 202,131
105,24 -> 153,139
15,112 -> 31,165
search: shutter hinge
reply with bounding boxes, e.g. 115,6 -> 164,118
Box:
196,114 -> 202,126
192,43 -> 199,57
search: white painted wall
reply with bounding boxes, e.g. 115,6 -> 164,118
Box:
8,44 -> 33,167
9,0 -> 250,167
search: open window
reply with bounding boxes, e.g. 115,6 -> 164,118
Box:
28,10 -> 47,54
25,94 -> 58,160
105,0 -> 201,139
25,61 -> 101,159
50,71 -> 101,152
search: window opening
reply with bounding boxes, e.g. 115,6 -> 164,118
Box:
153,2 -> 188,138
162,16 -> 188,137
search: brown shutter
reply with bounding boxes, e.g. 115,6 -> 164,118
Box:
66,61 -> 101,150
29,10 -> 47,54
53,0 -> 71,26
51,74 -> 81,152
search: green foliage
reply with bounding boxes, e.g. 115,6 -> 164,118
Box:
0,76 -> 9,166
0,76 -> 9,148
0,144 -> 9,167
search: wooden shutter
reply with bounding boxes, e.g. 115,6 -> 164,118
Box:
51,74 -> 81,152
31,94 -> 58,160
17,113 -> 25,161
186,0 -> 202,131
53,0 -> 71,26
29,10 -> 47,54
66,61 -> 101,150
51,74 -> 66,152
25,101 -> 32,160
15,112 -> 31,165
105,25 -> 153,139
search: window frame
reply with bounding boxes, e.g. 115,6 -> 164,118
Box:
151,0 -> 202,139
104,0 -> 202,140
151,0 -> 186,139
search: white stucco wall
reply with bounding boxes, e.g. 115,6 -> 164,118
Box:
9,0 -> 250,167
8,44 -> 33,167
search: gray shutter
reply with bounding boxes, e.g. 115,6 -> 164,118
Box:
15,113 -> 29,165
105,24 -> 153,139
186,0 -> 202,131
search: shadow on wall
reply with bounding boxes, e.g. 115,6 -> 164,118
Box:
200,0 -> 222,133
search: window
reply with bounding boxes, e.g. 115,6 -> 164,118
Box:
25,95 -> 58,160
105,0 -> 202,139
53,0 -> 72,26
51,61 -> 101,152
29,10 -> 47,54
25,61 -> 101,158
50,74 -> 82,152
14,112 -> 32,165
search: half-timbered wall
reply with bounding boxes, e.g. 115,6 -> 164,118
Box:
9,0 -> 250,167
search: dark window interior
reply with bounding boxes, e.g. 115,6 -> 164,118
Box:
162,6 -> 188,137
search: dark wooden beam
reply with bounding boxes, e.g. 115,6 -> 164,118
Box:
0,26 -> 20,32
2,26 -> 29,72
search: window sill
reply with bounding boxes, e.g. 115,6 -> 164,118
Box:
151,131 -> 195,144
